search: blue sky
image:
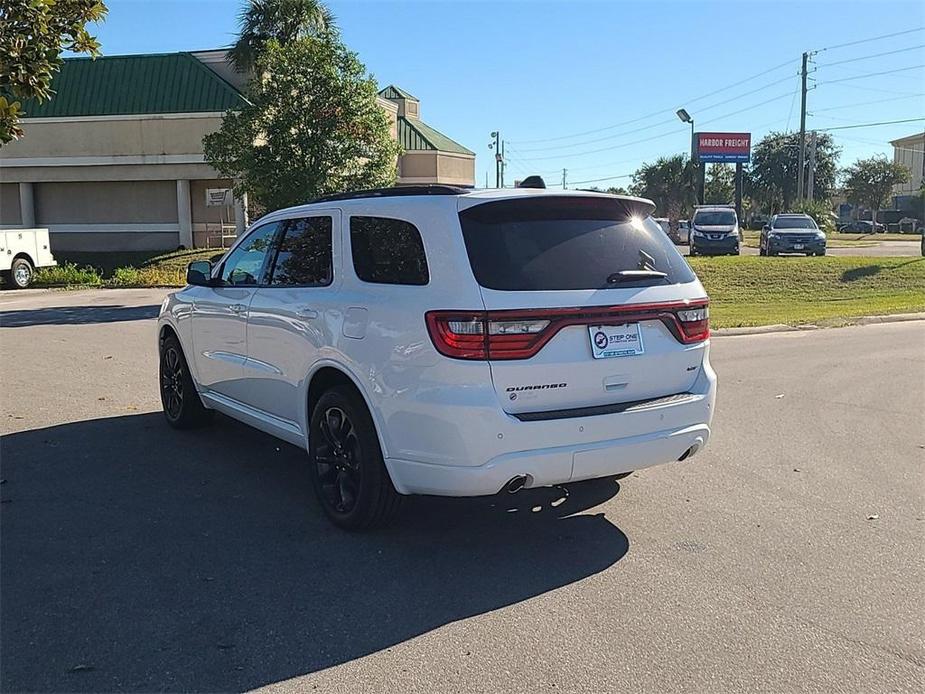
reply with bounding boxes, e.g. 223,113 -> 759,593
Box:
91,0 -> 924,188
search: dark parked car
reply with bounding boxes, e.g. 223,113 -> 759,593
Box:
689,206 -> 740,256
837,220 -> 885,233
760,214 -> 826,256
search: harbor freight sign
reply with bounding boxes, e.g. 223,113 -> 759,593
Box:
696,132 -> 751,163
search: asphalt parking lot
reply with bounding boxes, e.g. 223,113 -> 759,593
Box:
1,289 -> 923,693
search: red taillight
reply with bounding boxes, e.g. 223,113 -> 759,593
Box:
426,300 -> 709,361
675,306 -> 710,343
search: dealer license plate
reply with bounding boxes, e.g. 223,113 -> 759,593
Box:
588,323 -> 644,359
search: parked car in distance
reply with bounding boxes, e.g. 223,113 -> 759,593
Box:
0,228 -> 57,288
677,220 -> 690,245
837,220 -> 884,233
760,214 -> 826,256
158,185 -> 716,529
689,206 -> 740,256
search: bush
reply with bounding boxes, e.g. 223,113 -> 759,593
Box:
108,266 -> 185,287
32,262 -> 102,287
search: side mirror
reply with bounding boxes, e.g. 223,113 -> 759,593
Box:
187,260 -> 213,287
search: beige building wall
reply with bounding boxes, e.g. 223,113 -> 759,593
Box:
0,184 -> 22,226
35,181 -> 178,224
0,114 -> 224,160
892,133 -> 924,195
399,152 -> 439,180
437,153 -> 476,186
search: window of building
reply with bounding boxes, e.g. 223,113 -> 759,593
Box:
350,216 -> 429,285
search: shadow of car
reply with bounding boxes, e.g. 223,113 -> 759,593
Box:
0,412 -> 629,692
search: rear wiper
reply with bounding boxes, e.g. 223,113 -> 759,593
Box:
606,269 -> 668,284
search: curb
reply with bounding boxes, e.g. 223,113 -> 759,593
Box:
714,313 -> 925,336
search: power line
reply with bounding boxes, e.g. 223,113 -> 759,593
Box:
511,78 -> 797,157
811,93 -> 925,112
818,64 -> 925,85
820,81 -> 925,96
507,58 -> 796,145
569,173 -> 634,186
815,117 -> 925,132
815,27 -> 924,53
815,43 -> 925,67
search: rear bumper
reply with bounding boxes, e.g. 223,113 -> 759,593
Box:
691,235 -> 739,254
385,422 -> 710,496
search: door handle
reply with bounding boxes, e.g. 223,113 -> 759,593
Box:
229,303 -> 248,314
297,307 -> 319,320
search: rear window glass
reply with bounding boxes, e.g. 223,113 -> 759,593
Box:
773,216 -> 817,229
458,197 -> 695,291
693,210 -> 736,226
350,216 -> 429,285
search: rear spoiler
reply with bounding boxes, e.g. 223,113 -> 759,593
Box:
460,195 -> 656,222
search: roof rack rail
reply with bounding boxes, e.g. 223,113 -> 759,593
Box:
310,185 -> 469,204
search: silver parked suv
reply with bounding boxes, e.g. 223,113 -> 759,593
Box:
158,185 -> 717,529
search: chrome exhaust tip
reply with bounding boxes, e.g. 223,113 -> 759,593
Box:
504,475 -> 528,494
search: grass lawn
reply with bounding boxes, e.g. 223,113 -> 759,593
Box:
739,231 -> 914,248
689,256 -> 925,328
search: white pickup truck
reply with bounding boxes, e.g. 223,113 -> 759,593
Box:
1,228 -> 57,288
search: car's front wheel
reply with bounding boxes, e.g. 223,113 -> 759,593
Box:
309,385 -> 403,530
159,333 -> 214,429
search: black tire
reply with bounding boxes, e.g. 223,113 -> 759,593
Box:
759,244 -> 766,256
308,385 -> 403,530
159,333 -> 214,429
7,257 -> 34,289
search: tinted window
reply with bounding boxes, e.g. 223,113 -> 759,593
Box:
773,216 -> 817,229
269,217 -> 333,286
350,216 -> 429,285
459,197 -> 695,291
693,210 -> 737,226
221,222 -> 279,286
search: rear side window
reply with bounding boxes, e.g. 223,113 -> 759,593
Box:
350,216 -> 429,285
459,197 -> 695,291
269,216 -> 333,286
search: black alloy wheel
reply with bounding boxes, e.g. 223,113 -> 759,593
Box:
314,406 -> 363,514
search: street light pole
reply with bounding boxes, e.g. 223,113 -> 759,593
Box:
677,108 -> 701,205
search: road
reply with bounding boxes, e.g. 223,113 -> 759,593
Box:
1,289 -> 923,693
677,239 -> 922,257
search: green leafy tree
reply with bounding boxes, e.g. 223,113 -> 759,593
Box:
746,131 -> 839,212
631,154 -> 697,227
229,0 -> 336,73
704,164 -> 735,204
842,155 -> 911,212
203,37 -> 401,211
0,0 -> 107,144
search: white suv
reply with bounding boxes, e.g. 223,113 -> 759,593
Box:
158,186 -> 716,529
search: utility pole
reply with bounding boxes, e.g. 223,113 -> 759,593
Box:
806,131 -> 818,201
562,168 -> 568,189
797,51 -> 809,201
490,131 -> 501,188
500,140 -> 506,188
485,171 -> 489,189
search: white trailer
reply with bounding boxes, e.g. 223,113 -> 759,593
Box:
1,228 -> 57,289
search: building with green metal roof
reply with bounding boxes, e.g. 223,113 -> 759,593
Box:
378,85 -> 475,188
0,54 -> 475,253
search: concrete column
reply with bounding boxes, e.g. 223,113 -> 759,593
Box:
176,179 -> 193,249
19,182 -> 35,228
234,190 -> 249,237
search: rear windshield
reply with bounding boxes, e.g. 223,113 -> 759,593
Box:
773,216 -> 817,229
693,210 -> 736,226
458,197 -> 695,291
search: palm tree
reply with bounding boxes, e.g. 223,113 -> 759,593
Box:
229,0 -> 337,73
631,154 -> 697,230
